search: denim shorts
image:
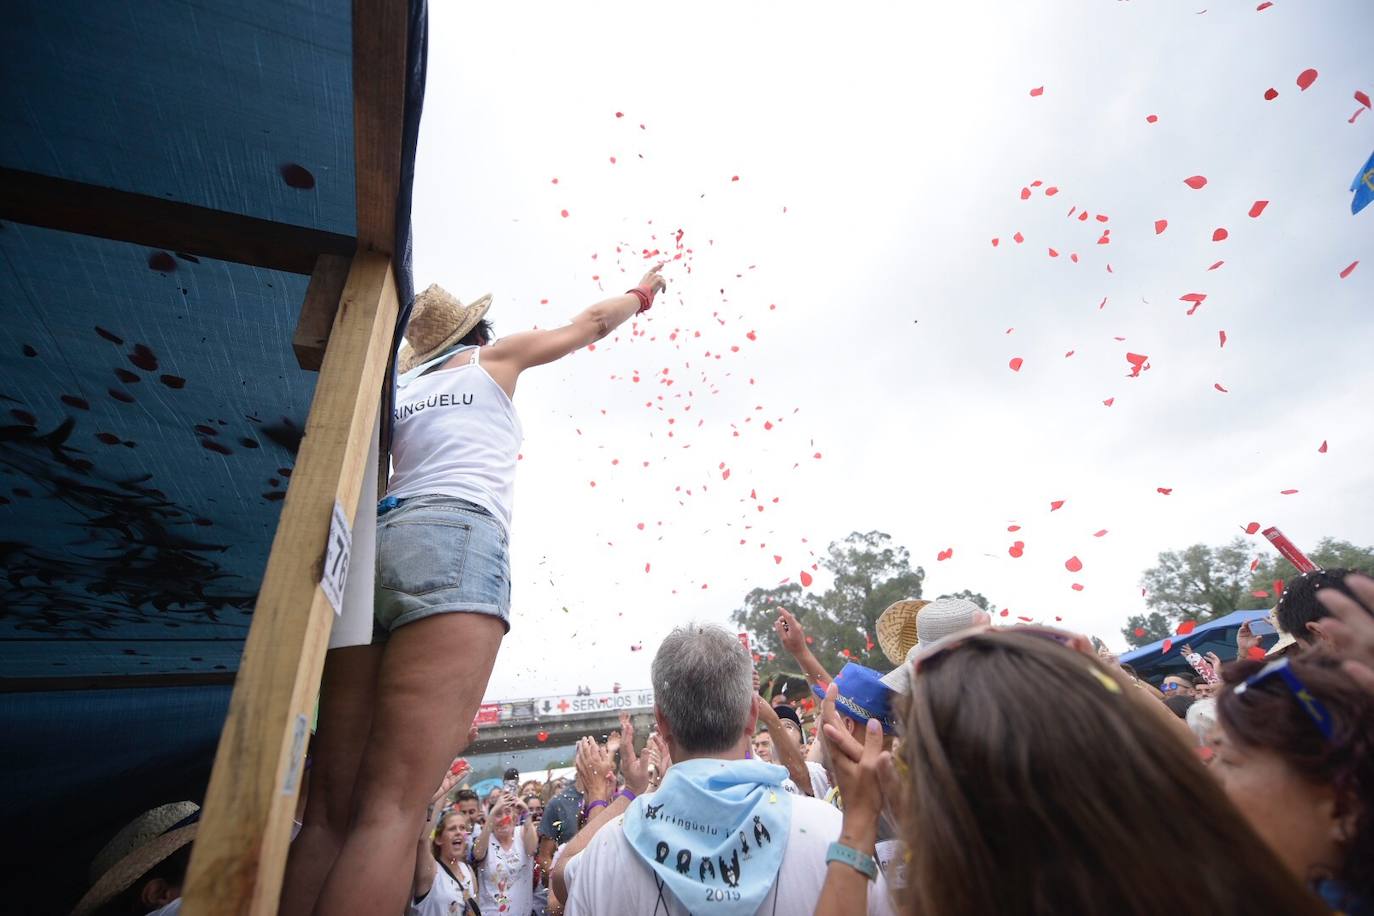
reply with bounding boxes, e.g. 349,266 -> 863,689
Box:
373,494 -> 512,638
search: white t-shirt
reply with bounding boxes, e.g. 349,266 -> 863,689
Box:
781,761 -> 832,801
563,795 -> 896,916
477,836 -> 534,916
875,839 -> 907,890
410,862 -> 477,916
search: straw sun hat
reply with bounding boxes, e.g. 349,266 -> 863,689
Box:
876,599 -> 929,667
71,802 -> 199,916
396,284 -> 493,374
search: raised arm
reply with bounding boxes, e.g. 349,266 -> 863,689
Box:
775,607 -> 834,689
413,759 -> 468,901
754,696 -> 815,796
481,264 -> 666,393
550,736 -> 620,901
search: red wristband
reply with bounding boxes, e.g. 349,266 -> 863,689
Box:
627,286 -> 653,313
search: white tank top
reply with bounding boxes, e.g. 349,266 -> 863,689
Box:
386,346 -> 523,536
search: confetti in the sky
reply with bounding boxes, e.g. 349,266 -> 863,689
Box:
1245,522 -> 1261,534
1340,260 -> 1359,279
1029,86 -> 1044,97
1280,488 -> 1299,495
1157,487 -> 1174,495
1154,219 -> 1168,235
1050,499 -> 1066,511
1177,620 -> 1197,636
1212,227 -> 1228,241
1296,68 -> 1319,91
1319,440 -> 1328,453
1249,200 -> 1270,218
1219,330 -> 1228,348
1214,382 -> 1229,393
1009,357 -> 1024,372
1183,175 -> 1208,189
1162,638 -> 1174,653
1065,556 -> 1083,573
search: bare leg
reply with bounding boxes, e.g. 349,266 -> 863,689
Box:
311,613 -> 504,916
278,644 -> 383,916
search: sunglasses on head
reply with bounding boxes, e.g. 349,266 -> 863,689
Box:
1233,657 -> 1335,740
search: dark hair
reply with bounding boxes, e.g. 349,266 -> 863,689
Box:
1218,650 -> 1374,901
94,844 -> 192,916
896,630 -> 1327,915
459,319 -> 493,347
1276,568 -> 1362,645
454,789 -> 479,803
1163,694 -> 1195,719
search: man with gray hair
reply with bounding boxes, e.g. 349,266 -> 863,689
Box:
563,623 -> 894,915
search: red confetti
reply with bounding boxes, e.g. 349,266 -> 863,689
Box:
1125,352 -> 1149,377
1178,620 -> 1197,636
1048,247 -> 1059,258
1134,627 -> 1146,638
1146,114 -> 1158,123
1029,86 -> 1044,97
1253,589 -> 1271,598
1208,260 -> 1225,271
1013,231 -> 1024,244
1157,487 -> 1173,495
1045,186 -> 1059,196
731,175 -> 740,182
1093,529 -> 1108,538
1339,260 -> 1359,279
800,571 -> 814,587
615,111 -> 624,118
537,731 -> 549,742
1183,175 -> 1208,189
937,548 -> 953,562
1162,638 -> 1174,653
645,563 -> 651,573
1357,90 -> 1372,109
1245,522 -> 1261,534
774,555 -> 783,565
1009,357 -> 1024,372
560,209 -> 570,218
1212,227 -> 1228,241
1020,187 -> 1031,200
1050,499 -> 1065,511
1248,200 -> 1269,218
1219,330 -> 1228,347
1071,583 -> 1084,592
1214,382 -> 1229,393
1000,609 -> 1010,618
1296,68 -> 1318,91
1008,524 -> 1021,532
1103,397 -> 1115,407
1264,88 -> 1279,101
1180,293 -> 1207,316
1065,556 -> 1083,573
1154,219 -> 1168,235
1247,646 -> 1267,660
1318,440 -> 1328,453
722,468 -> 731,480
991,238 -> 1000,247
1256,1 -> 1272,8
1009,541 -> 1025,558
1280,489 -> 1299,495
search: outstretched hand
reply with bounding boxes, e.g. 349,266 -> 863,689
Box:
639,262 -> 667,295
618,712 -> 652,795
774,607 -> 808,656
431,757 -> 469,806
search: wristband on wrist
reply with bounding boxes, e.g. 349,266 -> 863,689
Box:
626,286 -> 653,314
614,788 -> 637,803
583,799 -> 609,819
826,842 -> 878,881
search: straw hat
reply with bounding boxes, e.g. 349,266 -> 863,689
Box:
876,599 -> 928,666
72,802 -> 199,916
397,284 -> 492,374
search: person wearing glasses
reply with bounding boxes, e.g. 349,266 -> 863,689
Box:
1213,651 -> 1374,914
814,626 -> 1330,916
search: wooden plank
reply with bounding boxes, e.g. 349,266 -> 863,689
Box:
292,254 -> 353,371
0,167 -> 354,275
180,253 -> 398,916
351,0 -> 409,252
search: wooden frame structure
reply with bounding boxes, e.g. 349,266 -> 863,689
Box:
0,2 -> 413,912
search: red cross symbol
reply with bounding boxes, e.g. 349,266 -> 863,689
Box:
557,699 -> 570,713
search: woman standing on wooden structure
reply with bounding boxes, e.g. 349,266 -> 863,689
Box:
287,264 -> 667,915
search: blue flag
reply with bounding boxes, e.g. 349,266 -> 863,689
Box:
1352,148 -> 1374,215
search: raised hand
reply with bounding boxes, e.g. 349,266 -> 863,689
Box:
1236,620 -> 1261,657
1317,573 -> 1374,693
774,607 -> 807,656
575,737 -> 614,803
819,683 -> 891,833
618,714 -> 652,795
430,757 -> 469,806
639,261 -> 667,295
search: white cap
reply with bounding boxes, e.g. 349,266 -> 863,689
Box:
915,597 -> 985,646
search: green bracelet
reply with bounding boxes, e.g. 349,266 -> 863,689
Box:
825,841 -> 877,881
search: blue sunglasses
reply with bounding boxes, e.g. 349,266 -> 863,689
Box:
1233,657 -> 1335,740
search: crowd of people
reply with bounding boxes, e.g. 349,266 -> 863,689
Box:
77,571 -> 1374,915
68,274 -> 1374,914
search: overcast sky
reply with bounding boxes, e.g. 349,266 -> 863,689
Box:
411,0 -> 1374,701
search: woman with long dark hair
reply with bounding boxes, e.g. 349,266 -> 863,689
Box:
1214,649 -> 1374,913
815,627 -> 1330,915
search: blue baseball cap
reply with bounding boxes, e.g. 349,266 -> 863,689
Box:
812,662 -> 898,735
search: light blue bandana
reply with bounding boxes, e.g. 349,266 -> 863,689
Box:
623,758 -> 792,916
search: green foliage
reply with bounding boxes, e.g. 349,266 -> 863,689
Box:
730,531 -> 925,680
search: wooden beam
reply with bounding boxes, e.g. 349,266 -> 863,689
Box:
351,0 -> 409,252
0,167 -> 354,275
292,254 -> 353,371
180,253 -> 398,916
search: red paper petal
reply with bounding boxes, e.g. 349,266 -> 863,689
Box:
1048,247 -> 1059,258
1071,583 -> 1084,592
1162,638 -> 1174,653
1050,499 -> 1065,511
937,548 -> 953,562
1009,357 -> 1024,372
1219,330 -> 1228,347
1045,186 -> 1059,196
1296,68 -> 1318,91
800,571 -> 814,587
1256,1 -> 1272,8
1339,260 -> 1359,279
1245,522 -> 1261,534
1065,556 -> 1083,573
1183,175 -> 1208,189
1280,489 -> 1299,495
1013,231 -> 1025,244
1318,440 -> 1328,453
1134,627 -> 1146,637
991,238 -> 1000,247
1208,260 -> 1225,271
1009,541 -> 1025,558
1357,90 -> 1373,109
1212,227 -> 1228,241
1103,397 -> 1115,407
1249,200 -> 1269,218
1021,187 -> 1031,200
1008,525 -> 1021,531
1093,529 -> 1108,537
1157,487 -> 1173,495
1029,86 -> 1044,97
1178,620 -> 1197,636
1264,88 -> 1279,101
560,209 -> 570,218
1000,609 -> 1010,617
1145,114 -> 1158,123
1214,382 -> 1229,393
1154,219 -> 1168,235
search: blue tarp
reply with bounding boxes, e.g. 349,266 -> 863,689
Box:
0,0 -> 427,910
1119,609 -> 1276,683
